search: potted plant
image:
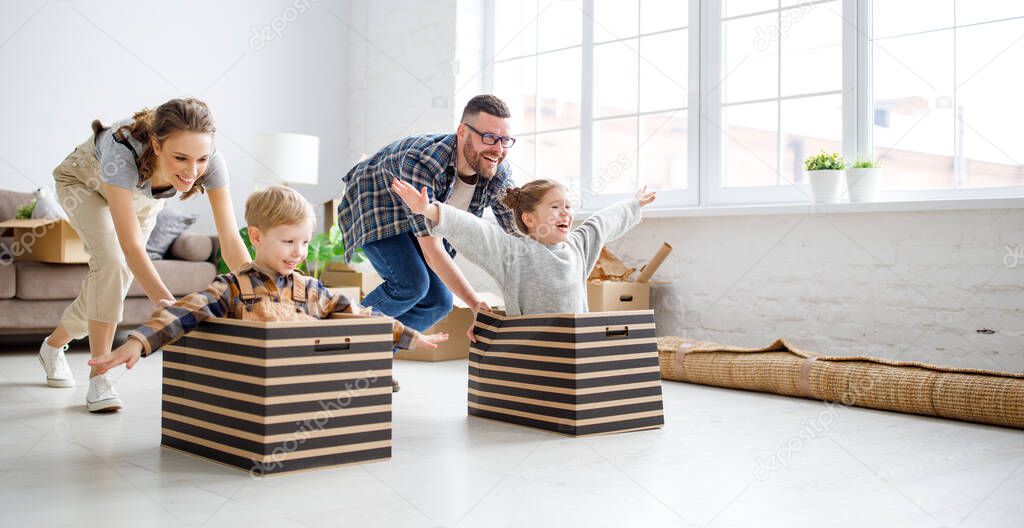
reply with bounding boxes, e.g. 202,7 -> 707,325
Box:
846,157 -> 882,203
804,150 -> 846,204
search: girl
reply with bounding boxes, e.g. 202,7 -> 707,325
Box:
391,177 -> 655,316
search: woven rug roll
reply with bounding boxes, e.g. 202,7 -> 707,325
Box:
658,337 -> 1024,429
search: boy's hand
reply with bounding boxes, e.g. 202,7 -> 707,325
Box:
391,178 -> 430,215
635,186 -> 656,207
88,339 -> 143,375
412,332 -> 449,350
467,300 -> 491,343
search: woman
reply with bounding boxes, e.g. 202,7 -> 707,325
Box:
37,98 -> 251,412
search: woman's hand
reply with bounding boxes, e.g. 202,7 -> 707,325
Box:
411,331 -> 449,350
635,185 -> 657,207
88,339 -> 143,375
391,178 -> 431,215
154,298 -> 176,311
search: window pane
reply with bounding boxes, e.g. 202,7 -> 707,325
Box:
593,117 -> 638,195
781,95 -> 842,185
594,40 -> 638,118
537,48 -> 582,131
508,135 -> 537,182
955,1 -> 1024,27
956,18 -> 1024,189
725,0 -> 777,19
639,29 -> 688,113
873,31 -> 955,189
594,0 -> 638,43
538,0 -> 582,51
536,129 -> 582,200
780,1 -> 842,96
724,13 -> 778,103
724,101 -> 779,187
494,0 -> 537,60
493,57 -> 537,134
640,111 -> 688,190
874,1 -> 953,39
641,0 -> 688,34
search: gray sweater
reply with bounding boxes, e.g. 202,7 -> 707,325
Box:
429,199 -> 642,315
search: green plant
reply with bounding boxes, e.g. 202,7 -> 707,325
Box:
804,151 -> 845,171
851,157 -> 880,169
214,224 -> 365,278
15,199 -> 36,219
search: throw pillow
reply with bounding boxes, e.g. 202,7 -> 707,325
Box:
147,208 -> 198,260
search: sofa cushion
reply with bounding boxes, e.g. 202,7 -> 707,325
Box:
128,260 -> 217,297
147,208 -> 197,259
14,260 -> 216,300
0,190 -> 34,221
168,233 -> 213,262
0,262 -> 14,299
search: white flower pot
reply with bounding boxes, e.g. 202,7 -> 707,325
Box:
807,169 -> 844,204
846,167 -> 882,203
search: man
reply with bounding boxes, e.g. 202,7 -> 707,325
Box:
337,94 -> 518,332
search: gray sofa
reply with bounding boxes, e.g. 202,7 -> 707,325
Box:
0,189 -> 220,335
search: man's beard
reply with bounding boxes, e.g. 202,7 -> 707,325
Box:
462,140 -> 503,178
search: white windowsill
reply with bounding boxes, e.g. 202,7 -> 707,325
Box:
634,196 -> 1024,219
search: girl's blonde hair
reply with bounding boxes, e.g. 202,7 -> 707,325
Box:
244,186 -> 314,230
500,179 -> 566,234
115,98 -> 216,199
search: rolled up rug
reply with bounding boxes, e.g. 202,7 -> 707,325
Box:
658,337 -> 1024,429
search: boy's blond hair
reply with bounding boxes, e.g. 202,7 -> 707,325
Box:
244,186 -> 315,230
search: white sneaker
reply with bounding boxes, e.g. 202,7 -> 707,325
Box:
86,373 -> 122,413
38,337 -> 75,388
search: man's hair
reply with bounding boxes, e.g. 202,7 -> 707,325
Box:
461,94 -> 511,122
244,186 -> 315,231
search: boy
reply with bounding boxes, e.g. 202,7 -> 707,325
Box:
89,186 -> 446,393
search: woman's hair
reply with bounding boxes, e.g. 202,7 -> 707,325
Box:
245,186 -> 314,231
115,98 -> 216,199
500,179 -> 566,234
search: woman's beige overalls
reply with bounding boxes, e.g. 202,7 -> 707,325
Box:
52,120 -> 166,339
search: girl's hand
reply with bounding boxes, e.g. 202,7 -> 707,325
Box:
391,178 -> 430,215
467,300 -> 491,343
635,186 -> 657,207
88,339 -> 143,375
412,332 -> 449,350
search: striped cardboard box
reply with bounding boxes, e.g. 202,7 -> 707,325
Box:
160,314 -> 394,476
468,310 -> 664,436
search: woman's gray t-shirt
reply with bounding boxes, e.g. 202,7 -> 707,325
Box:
93,117 -> 229,199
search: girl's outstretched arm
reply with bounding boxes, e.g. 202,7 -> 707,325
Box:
392,178 -> 517,283
571,187 -> 656,276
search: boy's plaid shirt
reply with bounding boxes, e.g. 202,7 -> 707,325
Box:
127,262 -> 413,355
337,133 -> 518,261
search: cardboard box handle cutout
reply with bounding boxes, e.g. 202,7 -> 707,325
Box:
605,326 -> 630,338
619,294 -> 634,302
314,338 -> 351,352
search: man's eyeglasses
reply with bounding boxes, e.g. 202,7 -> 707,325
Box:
463,123 -> 516,148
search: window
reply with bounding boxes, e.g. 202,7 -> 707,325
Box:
488,0 -> 1024,210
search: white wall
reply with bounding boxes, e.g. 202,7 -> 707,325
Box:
0,0 -> 348,232
341,0 -> 1024,371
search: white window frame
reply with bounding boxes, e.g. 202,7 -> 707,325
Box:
486,0 -> 1024,212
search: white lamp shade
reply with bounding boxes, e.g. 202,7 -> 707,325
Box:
251,133 -> 320,186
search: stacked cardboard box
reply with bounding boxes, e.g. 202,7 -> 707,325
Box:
586,243 -> 672,312
0,218 -> 87,264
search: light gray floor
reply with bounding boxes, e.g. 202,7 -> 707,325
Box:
1,347 -> 1022,528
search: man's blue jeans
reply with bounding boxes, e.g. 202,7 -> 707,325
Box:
360,232 -> 454,332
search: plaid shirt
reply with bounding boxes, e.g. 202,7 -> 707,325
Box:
127,262 -> 414,356
337,133 -> 518,261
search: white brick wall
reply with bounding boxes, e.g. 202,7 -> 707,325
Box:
611,209 -> 1024,371
343,0 -> 1024,372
